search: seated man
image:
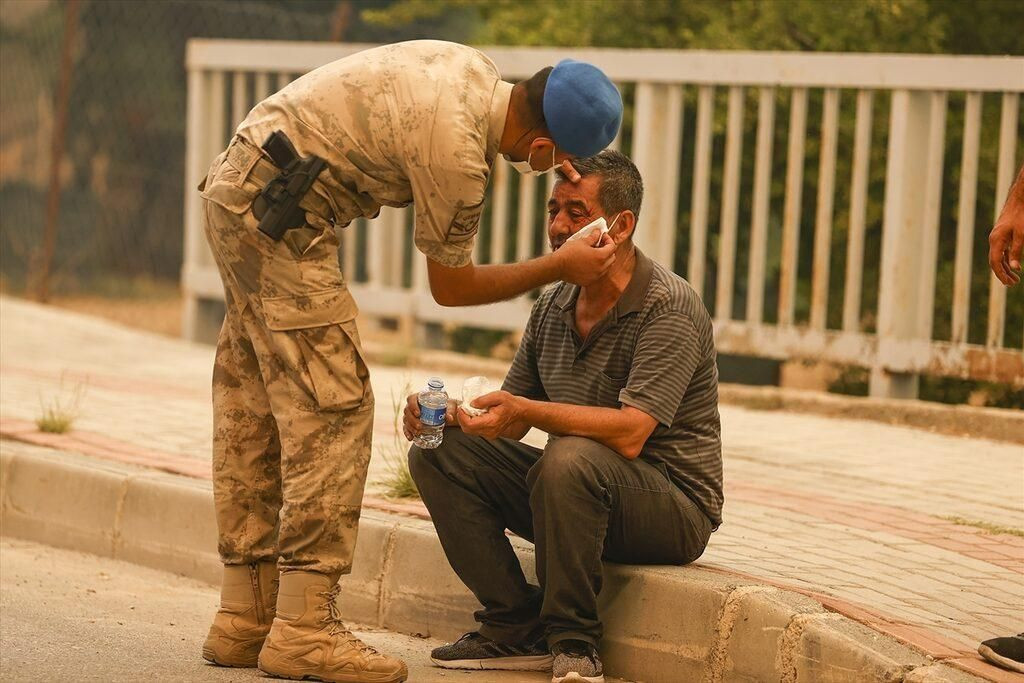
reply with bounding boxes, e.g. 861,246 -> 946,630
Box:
404,150 -> 723,683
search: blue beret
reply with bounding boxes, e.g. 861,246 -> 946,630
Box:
543,59 -> 622,158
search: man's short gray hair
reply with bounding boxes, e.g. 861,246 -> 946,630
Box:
556,150 -> 644,219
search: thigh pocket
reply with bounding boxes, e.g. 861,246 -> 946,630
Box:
282,213 -> 337,261
262,288 -> 372,413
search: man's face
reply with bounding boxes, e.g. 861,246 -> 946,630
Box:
547,175 -> 604,251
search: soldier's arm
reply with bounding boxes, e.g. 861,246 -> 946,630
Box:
426,231 -> 615,307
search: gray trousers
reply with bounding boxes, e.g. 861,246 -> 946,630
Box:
408,429 -> 713,648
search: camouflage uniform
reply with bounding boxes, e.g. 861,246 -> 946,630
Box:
200,40 -> 512,576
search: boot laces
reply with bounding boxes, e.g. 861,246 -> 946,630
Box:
318,585 -> 380,656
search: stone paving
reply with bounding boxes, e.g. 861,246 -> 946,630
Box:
1,295 -> 1021,675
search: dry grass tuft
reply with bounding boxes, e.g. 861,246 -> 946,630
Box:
940,515 -> 1023,538
36,375 -> 86,434
378,380 -> 419,499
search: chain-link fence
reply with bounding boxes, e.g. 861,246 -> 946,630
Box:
0,0 -> 467,297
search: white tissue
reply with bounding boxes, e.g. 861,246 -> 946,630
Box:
566,216 -> 610,243
461,376 -> 491,417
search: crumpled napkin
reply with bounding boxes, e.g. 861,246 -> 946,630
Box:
460,376 -> 491,417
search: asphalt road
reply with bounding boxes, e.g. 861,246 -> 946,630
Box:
0,537 -> 566,683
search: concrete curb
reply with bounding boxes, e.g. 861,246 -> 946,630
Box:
0,446 -> 999,683
0,446 -> 222,586
361,341 -> 1024,446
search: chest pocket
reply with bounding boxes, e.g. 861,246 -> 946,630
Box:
594,368 -> 628,408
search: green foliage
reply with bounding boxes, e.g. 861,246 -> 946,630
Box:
4,0 -> 1020,402
827,365 -> 870,397
370,0 -> 1024,394
916,376 -> 1024,409
828,365 -> 1023,409
363,0 -> 999,54
981,384 -> 1024,410
447,325 -> 511,358
1,0 -> 476,290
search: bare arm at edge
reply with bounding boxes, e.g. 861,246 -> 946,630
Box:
989,162 -> 1024,286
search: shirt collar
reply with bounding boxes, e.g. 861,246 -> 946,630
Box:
614,247 -> 654,318
487,80 -> 514,164
553,247 -> 654,320
553,281 -> 578,311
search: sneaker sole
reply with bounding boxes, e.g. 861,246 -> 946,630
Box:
430,654 -> 553,671
552,673 -> 604,683
978,644 -> 1024,673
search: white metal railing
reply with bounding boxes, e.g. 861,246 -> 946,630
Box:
181,40 -> 1024,398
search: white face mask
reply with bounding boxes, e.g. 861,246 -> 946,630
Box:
504,146 -> 558,176
565,212 -> 623,243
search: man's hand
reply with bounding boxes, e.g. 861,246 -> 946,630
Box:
458,390 -> 528,440
989,211 -> 1023,286
403,393 -> 458,441
554,230 -> 616,286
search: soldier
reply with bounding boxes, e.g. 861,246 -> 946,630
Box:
197,40 -> 623,683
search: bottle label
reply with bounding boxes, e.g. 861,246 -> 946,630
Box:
419,404 -> 446,427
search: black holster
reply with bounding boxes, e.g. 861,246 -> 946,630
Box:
252,131 -> 327,241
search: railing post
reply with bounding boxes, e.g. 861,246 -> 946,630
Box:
182,61 -> 228,344
181,64 -> 207,342
688,86 -> 714,298
631,83 -> 682,266
871,90 -> 944,399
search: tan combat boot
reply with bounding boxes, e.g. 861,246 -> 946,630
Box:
258,571 -> 408,683
202,561 -> 279,667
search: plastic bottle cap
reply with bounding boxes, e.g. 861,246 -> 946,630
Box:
427,377 -> 444,390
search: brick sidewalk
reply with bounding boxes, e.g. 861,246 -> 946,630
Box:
1,295 -> 1021,679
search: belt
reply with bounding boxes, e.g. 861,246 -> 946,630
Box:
224,135 -> 336,222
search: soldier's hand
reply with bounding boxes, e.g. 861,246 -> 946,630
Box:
555,230 -> 617,286
560,159 -> 582,183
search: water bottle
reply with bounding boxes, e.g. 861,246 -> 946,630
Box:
413,377 -> 447,449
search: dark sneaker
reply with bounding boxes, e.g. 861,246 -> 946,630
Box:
978,633 -> 1024,673
430,631 -> 552,671
551,639 -> 604,683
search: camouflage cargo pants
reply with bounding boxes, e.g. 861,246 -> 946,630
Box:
199,136 -> 374,578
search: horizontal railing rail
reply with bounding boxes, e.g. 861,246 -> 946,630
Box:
182,40 -> 1024,398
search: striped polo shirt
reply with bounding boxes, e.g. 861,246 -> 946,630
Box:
502,248 -> 724,527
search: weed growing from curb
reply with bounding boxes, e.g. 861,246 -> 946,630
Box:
378,380 -> 419,499
36,374 -> 86,434
940,516 -> 1024,538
